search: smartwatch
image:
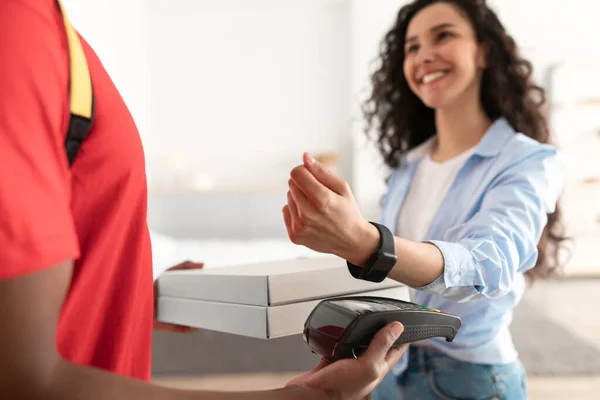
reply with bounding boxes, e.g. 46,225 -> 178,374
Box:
347,222 -> 397,283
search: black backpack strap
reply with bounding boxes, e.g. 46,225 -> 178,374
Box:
56,0 -> 95,167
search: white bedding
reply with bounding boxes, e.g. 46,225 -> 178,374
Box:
150,230 -> 333,280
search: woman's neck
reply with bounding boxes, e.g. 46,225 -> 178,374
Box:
432,100 -> 492,162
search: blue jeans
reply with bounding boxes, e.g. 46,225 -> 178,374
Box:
371,346 -> 528,400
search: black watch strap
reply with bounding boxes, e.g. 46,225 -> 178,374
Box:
347,222 -> 397,282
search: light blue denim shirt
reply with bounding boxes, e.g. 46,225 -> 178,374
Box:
381,118 -> 565,374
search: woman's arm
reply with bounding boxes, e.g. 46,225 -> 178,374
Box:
285,150 -> 564,302
348,226 -> 445,289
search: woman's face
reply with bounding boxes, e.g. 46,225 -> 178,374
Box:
403,2 -> 487,110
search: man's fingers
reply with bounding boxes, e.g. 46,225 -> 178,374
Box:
168,261 -> 205,271
169,325 -> 196,333
285,358 -> 330,388
360,322 -> 404,365
385,344 -> 407,368
303,152 -> 350,196
153,321 -> 197,333
177,262 -> 204,270
313,358 -> 330,371
301,358 -> 330,378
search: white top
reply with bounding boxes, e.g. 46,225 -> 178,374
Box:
393,144 -> 475,375
381,119 -> 564,377
397,146 -> 475,242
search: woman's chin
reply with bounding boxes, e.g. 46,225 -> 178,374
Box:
421,96 -> 452,110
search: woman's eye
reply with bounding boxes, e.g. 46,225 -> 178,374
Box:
406,44 -> 419,54
438,31 -> 453,41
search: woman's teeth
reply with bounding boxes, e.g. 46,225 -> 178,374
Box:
422,71 -> 447,84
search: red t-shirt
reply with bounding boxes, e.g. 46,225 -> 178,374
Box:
0,0 -> 154,381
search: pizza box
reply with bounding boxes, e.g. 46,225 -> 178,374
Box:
157,285 -> 409,339
156,257 -> 404,307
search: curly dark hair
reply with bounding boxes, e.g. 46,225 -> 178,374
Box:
362,0 -> 567,281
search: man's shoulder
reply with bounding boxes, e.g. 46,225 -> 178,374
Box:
2,0 -> 65,36
1,0 -> 69,83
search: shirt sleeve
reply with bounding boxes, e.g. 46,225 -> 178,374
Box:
0,2 -> 80,279
415,146 -> 565,302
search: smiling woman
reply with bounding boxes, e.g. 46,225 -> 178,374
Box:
402,13 -> 488,112
363,0 -> 566,281
283,1 -> 568,399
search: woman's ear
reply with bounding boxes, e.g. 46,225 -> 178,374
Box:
477,42 -> 490,69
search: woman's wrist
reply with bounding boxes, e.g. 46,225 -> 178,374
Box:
345,221 -> 381,267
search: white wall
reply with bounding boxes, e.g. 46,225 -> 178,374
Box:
348,0 -> 410,220
144,0 -> 352,193
63,0 -> 149,143
488,0 -> 600,61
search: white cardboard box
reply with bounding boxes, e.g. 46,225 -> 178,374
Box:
158,286 -> 409,339
157,258 -> 403,306
156,258 -> 409,339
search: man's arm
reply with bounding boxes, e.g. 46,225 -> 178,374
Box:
0,261 -> 328,400
1,261 -> 408,400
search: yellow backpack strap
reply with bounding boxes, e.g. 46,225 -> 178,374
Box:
56,0 -> 94,166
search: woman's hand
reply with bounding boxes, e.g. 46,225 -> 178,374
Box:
282,153 -> 380,266
285,322 -> 407,400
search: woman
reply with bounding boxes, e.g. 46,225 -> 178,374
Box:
282,0 -> 567,398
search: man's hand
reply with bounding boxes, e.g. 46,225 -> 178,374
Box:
282,152 -> 380,267
153,260 -> 204,333
285,321 -> 406,400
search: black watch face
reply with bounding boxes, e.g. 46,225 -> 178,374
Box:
365,253 -> 397,282
377,252 -> 398,270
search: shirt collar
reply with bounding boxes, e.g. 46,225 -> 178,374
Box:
402,118 -> 515,164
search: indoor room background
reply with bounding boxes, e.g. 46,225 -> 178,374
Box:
62,0 -> 599,398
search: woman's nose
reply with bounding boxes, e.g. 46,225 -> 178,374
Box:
415,45 -> 436,65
